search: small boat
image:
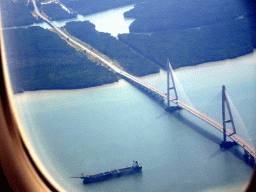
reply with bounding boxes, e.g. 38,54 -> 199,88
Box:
71,161 -> 142,184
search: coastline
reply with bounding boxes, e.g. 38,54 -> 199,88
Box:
13,49 -> 256,97
203,182 -> 248,192
13,53 -> 255,192
13,79 -> 130,101
1,4 -> 135,32
8,2 -> 256,95
175,49 -> 256,73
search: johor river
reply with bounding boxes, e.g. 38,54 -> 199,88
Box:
13,5 -> 255,192
31,4 -> 135,37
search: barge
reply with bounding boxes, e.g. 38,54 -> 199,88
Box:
71,161 -> 142,184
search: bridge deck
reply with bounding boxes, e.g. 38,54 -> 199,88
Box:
119,71 -> 256,159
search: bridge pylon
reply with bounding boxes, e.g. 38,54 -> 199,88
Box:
165,59 -> 181,112
220,85 -> 237,148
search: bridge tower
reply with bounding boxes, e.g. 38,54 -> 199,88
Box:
165,59 -> 180,112
220,85 -> 237,148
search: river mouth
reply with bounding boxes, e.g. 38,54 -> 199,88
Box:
30,4 -> 135,38
3,4 -> 135,38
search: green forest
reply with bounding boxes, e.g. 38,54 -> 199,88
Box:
124,0 -> 256,33
0,0 -> 142,27
117,0 -> 256,69
3,27 -> 119,93
1,0 -> 40,27
41,3 -> 77,21
64,21 -> 160,76
62,0 -> 142,16
2,0 -> 256,93
119,18 -> 254,70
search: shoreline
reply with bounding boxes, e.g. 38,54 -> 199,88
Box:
13,47 -> 255,192
175,49 -> 256,73
203,182 -> 248,192
6,3 -> 255,95
2,4 -> 135,30
13,79 -> 130,101
13,49 -> 256,97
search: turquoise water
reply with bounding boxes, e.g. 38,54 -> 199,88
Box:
15,51 -> 256,191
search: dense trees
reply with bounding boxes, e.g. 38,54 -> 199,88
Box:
61,0 -> 142,16
117,0 -> 256,69
124,0 -> 255,33
65,21 -> 160,76
2,0 -> 256,94
3,27 -> 119,93
0,0 -> 141,27
1,0 -> 40,27
119,18 -> 254,70
41,3 -> 77,21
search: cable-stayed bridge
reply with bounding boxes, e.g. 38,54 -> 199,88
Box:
120,62 -> 256,164
31,0 -> 255,164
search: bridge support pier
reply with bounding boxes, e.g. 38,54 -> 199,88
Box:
244,150 -> 249,161
220,85 -> 237,149
122,76 -> 164,103
165,105 -> 182,112
220,141 -> 237,149
245,150 -> 256,166
249,155 -> 255,166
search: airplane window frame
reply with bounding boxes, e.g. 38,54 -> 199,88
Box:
0,20 -> 64,191
0,1 -> 256,191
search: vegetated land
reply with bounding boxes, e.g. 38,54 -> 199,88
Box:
3,27 -> 119,93
41,3 -> 77,21
61,0 -> 142,16
118,0 -> 256,69
124,0 -> 256,34
0,0 -> 141,27
64,21 -> 160,76
0,0 -> 40,27
118,18 -> 254,70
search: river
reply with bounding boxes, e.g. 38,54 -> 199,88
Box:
31,4 -> 135,37
14,53 -> 256,192
12,4 -> 256,192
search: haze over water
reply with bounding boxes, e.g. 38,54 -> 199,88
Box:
14,5 -> 255,192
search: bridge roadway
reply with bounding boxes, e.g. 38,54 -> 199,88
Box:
32,0 -> 256,159
120,71 -> 256,159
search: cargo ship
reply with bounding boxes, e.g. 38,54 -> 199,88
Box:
71,161 -> 142,184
